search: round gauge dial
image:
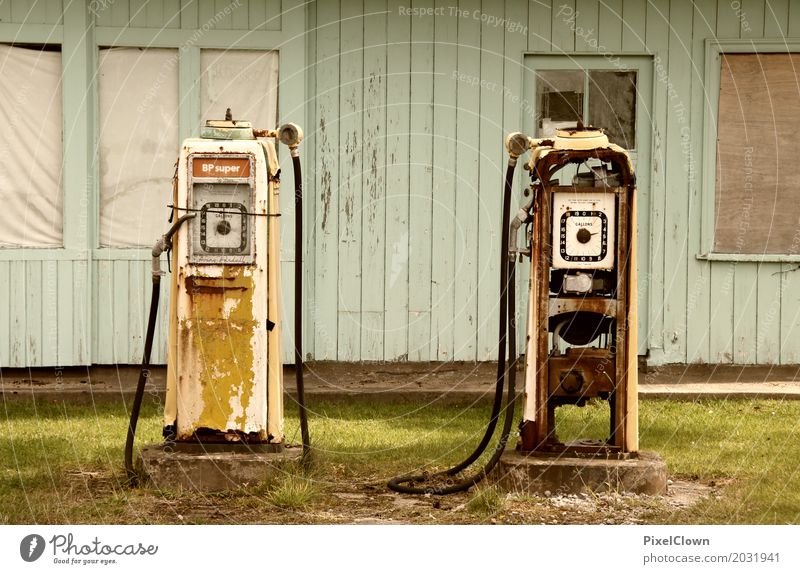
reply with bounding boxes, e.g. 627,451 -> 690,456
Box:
199,202 -> 248,254
559,210 -> 608,263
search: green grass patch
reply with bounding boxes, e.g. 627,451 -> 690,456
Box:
2,396 -> 800,523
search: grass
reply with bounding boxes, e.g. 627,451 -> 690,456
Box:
2,396 -> 800,523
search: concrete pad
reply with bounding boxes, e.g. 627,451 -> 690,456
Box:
140,444 -> 303,492
495,450 -> 667,496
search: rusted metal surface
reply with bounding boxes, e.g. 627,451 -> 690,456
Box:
520,141 -> 637,455
165,138 -> 284,444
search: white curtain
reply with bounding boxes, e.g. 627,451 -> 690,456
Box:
0,44 -> 63,247
98,48 -> 179,247
200,49 -> 279,131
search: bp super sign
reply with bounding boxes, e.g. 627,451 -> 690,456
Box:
192,156 -> 251,178
552,191 -> 615,270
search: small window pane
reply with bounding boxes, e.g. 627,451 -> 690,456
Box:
536,70 -> 584,137
588,70 -> 637,149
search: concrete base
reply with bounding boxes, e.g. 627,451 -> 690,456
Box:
140,444 -> 303,492
495,450 -> 667,496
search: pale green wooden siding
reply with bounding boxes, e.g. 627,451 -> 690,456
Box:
304,0 -> 800,365
0,0 -> 305,367
3,0 -> 800,367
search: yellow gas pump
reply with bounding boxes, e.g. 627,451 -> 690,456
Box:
125,112 -> 307,479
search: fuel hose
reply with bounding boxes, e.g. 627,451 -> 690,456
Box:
291,150 -> 311,459
387,160 -> 519,495
124,214 -> 194,482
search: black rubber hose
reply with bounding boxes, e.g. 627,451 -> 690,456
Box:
292,152 -> 311,458
125,214 -> 194,483
387,260 -> 518,495
124,275 -> 160,482
387,160 -> 518,494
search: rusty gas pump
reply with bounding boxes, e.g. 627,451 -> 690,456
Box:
509,126 -> 638,455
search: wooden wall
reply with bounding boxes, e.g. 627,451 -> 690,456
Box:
2,0 -> 800,367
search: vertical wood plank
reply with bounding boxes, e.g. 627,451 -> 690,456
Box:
26,261 -> 42,367
685,0 -> 716,364
94,260 -> 113,363
429,2 -> 458,361
214,0 -> 234,28
360,0 -> 387,360
9,261 -> 26,367
163,0 -> 181,28
128,260 -> 145,362
45,0 -> 61,24
453,0 -> 480,360
280,260 -> 295,364
56,260 -> 73,366
113,260 -> 130,362
74,259 -> 89,364
181,0 -> 199,28
94,0 -> 114,26
779,266 -> 800,363
407,0 -> 434,361
575,0 -> 599,52
622,0 -> 646,52
733,265 -> 758,363
504,0 -> 528,354
644,0 -> 669,359
384,0 -> 411,360
709,263 -> 735,362
249,0 -> 266,30
551,0 -> 575,52
741,0 -> 765,37
110,0 -> 130,27
789,0 -> 800,35
476,0 -> 504,359
756,263 -> 782,364
41,260 -> 58,366
129,0 -> 147,27
232,0 -> 249,29
0,262 -> 10,367
764,0 -> 789,36
529,0 -> 552,51
716,0 -> 742,38
598,0 -> 622,52
313,0 -> 340,360
146,0 -> 163,27
264,0 -> 281,30
336,0 -> 364,360
198,0 -> 215,28
661,0 -> 693,363
706,0 -> 742,364
0,1 -> 11,22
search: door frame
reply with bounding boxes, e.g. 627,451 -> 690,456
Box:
522,54 -> 654,355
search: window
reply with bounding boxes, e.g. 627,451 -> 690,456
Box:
535,69 -> 637,150
200,50 -> 279,131
0,44 -> 63,247
98,48 -> 179,247
714,53 -> 800,255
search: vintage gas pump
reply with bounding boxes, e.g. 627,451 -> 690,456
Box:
509,126 -> 638,455
125,112 -> 307,478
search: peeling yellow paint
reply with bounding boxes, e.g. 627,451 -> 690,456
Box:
177,266 -> 260,438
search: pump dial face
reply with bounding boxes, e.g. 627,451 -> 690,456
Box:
189,182 -> 255,264
199,202 -> 248,254
552,191 -> 615,270
560,210 -> 608,262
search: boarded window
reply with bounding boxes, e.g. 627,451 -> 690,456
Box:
714,53 -> 800,254
0,44 -> 63,247
98,48 -> 179,247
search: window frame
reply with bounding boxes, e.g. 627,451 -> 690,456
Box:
698,38 -> 800,262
